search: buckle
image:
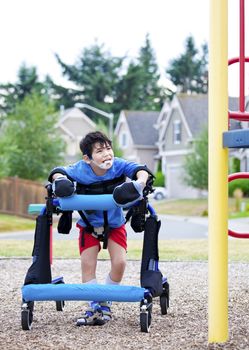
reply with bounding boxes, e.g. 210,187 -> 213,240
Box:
92,226 -> 105,239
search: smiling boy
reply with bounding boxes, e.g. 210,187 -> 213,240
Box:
49,131 -> 150,326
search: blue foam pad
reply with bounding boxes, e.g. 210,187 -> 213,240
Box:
58,194 -> 117,211
22,283 -> 146,302
28,204 -> 46,214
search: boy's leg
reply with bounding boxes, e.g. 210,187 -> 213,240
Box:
77,229 -> 104,326
80,245 -> 99,282
99,231 -> 127,321
107,239 -> 126,283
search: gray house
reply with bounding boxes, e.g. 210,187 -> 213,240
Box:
56,107 -> 96,164
230,97 -> 249,171
156,94 -> 239,198
114,110 -> 159,172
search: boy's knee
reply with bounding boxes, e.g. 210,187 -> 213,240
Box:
112,257 -> 126,272
81,255 -> 96,271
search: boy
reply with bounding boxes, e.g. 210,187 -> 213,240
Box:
49,131 -> 150,326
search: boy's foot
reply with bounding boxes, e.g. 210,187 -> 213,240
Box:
76,302 -> 105,326
99,301 -> 112,322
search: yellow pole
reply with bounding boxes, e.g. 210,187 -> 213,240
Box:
208,0 -> 228,343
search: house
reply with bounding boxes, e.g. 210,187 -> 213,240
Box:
114,110 -> 160,172
156,94 -> 239,198
230,97 -> 249,171
56,107 -> 96,164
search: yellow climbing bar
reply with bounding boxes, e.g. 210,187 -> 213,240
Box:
208,0 -> 228,343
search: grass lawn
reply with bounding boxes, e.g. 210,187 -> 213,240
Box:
0,214 -> 35,232
1,238 -> 249,262
153,197 -> 249,218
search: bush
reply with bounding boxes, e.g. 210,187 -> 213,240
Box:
153,171 -> 165,187
228,179 -> 249,197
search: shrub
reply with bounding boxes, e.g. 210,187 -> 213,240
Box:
228,179 -> 249,197
154,171 -> 165,187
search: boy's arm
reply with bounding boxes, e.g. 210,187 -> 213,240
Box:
52,172 -> 66,181
48,169 -> 75,198
135,170 -> 149,190
113,170 -> 150,207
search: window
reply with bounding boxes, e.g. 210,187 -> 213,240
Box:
173,120 -> 181,144
120,132 -> 127,148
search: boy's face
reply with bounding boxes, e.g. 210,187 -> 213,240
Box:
84,142 -> 114,174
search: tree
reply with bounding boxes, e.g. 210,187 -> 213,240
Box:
183,127 -> 208,190
54,42 -> 123,119
0,63 -> 47,118
116,34 -> 165,111
53,35 -> 166,122
0,93 -> 65,180
44,75 -> 80,110
166,36 -> 208,94
137,34 -> 163,109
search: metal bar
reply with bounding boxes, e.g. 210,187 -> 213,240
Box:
223,129 -> 249,148
239,0 -> 245,112
228,172 -> 249,238
228,111 -> 249,121
208,0 -> 228,343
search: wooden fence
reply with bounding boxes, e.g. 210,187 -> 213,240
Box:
0,177 -> 47,218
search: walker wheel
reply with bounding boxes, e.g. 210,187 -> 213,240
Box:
140,311 -> 151,333
160,294 -> 168,315
21,301 -> 34,330
21,309 -> 33,330
56,300 -> 65,311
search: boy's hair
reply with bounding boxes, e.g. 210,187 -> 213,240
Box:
79,131 -> 112,158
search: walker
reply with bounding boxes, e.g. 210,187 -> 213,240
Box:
21,184 -> 169,333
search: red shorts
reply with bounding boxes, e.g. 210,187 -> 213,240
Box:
77,224 -> 127,254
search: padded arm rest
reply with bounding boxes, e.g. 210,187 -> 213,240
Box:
58,194 -> 117,211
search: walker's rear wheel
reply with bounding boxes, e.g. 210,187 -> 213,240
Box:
56,300 -> 65,311
160,294 -> 168,315
160,279 -> 169,315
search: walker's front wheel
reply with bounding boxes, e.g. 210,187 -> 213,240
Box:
21,302 -> 34,330
140,299 -> 152,333
140,311 -> 151,333
56,300 -> 65,311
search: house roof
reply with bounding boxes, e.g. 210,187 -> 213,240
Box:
177,94 -> 208,137
56,107 -> 96,139
123,110 -> 159,146
177,94 -> 239,137
59,107 -> 96,128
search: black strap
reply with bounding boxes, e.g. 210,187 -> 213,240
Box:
76,174 -> 126,195
78,210 -> 110,249
78,210 -> 93,228
78,210 -> 93,248
125,207 -> 134,223
103,211 -> 109,249
125,199 -> 147,223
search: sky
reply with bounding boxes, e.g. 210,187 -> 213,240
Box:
0,0 -> 246,97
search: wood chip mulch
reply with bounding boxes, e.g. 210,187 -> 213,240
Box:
0,259 -> 249,350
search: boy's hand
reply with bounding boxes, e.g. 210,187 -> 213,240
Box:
113,180 -> 144,207
52,176 -> 75,197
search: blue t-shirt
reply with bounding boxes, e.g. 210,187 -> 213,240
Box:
59,157 -> 143,228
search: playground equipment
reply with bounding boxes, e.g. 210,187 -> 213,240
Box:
21,184 -> 169,333
209,0 -> 249,343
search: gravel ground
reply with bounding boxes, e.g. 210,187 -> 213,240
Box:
1,259 -> 249,350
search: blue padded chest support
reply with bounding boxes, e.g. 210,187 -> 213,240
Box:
58,194 -> 117,211
22,283 -> 146,302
